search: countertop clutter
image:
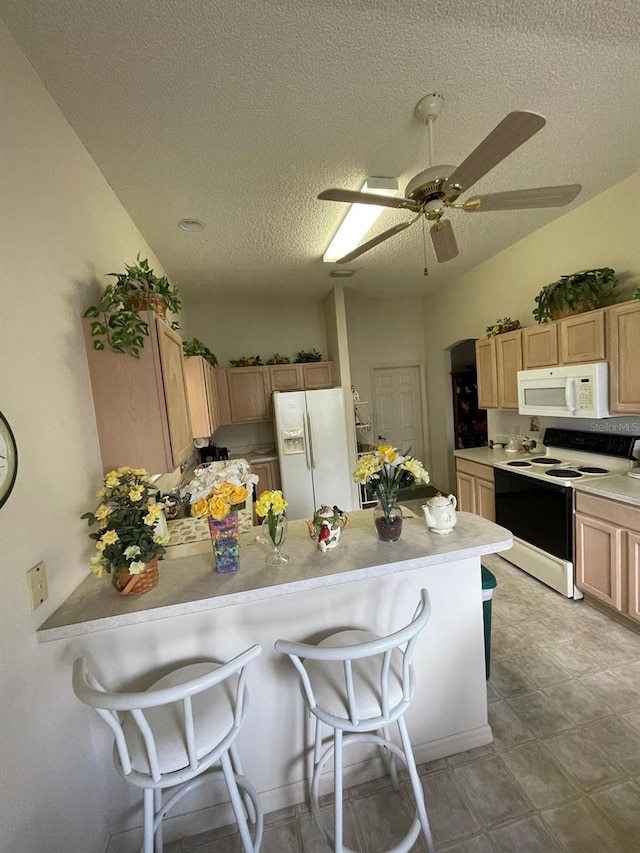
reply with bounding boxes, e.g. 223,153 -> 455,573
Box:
453,445 -> 640,507
37,509 -> 511,643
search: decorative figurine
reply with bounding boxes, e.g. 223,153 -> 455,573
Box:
307,505 -> 349,552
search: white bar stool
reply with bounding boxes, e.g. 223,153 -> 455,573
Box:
275,589 -> 434,853
72,645 -> 263,853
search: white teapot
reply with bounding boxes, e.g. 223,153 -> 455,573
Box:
422,493 -> 457,535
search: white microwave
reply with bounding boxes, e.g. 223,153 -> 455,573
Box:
517,362 -> 610,418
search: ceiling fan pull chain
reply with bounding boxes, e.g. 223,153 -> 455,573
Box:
422,217 -> 429,276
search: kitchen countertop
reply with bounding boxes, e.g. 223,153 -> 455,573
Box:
453,446 -> 534,466
229,449 -> 278,463
573,474 -> 640,508
37,509 -> 512,643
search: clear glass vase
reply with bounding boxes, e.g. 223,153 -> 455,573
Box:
262,514 -> 289,566
373,499 -> 403,542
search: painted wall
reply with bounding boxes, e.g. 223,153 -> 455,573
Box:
423,172 -> 640,490
0,23 -> 172,853
182,301 -> 327,367
345,290 -> 431,470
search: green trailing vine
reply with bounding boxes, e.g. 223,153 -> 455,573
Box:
182,338 -> 218,366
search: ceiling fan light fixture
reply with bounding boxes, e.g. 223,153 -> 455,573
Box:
178,218 -> 205,232
322,177 -> 398,263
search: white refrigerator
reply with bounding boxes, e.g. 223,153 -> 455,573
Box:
273,388 -> 355,521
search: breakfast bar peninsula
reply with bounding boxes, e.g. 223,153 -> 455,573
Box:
40,508 -> 511,838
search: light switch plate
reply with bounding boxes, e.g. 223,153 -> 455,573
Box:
27,561 -> 48,610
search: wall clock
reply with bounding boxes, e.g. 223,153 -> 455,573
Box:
0,410 -> 18,509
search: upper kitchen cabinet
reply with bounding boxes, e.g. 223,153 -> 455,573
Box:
216,367 -> 272,424
559,308 -> 606,364
495,330 -> 523,409
269,361 -> 334,391
607,300 -> 640,414
84,312 -> 193,474
183,356 -> 220,439
302,361 -> 334,389
522,323 -> 559,368
475,338 -> 498,409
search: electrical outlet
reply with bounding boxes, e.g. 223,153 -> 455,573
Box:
530,417 -> 541,433
27,561 -> 48,610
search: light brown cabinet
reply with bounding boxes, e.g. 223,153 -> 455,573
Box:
270,364 -> 305,392
575,491 -> 640,627
559,309 -> 606,364
216,367 -> 272,425
522,324 -> 559,368
455,458 -> 495,522
302,362 -> 334,389
84,312 -> 193,474
607,300 -> 640,414
495,330 -> 523,409
475,338 -> 498,409
476,331 -> 522,410
184,356 -> 220,439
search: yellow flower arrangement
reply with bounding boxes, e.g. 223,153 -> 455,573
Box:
353,445 -> 429,522
255,490 -> 288,549
190,481 -> 249,521
82,467 -> 169,580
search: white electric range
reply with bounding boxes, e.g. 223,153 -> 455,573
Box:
493,428 -> 640,598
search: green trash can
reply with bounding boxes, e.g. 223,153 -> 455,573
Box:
481,565 -> 497,679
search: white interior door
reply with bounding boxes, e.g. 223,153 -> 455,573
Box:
372,365 -> 424,460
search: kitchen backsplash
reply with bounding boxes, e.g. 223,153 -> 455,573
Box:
488,410 -> 640,448
210,421 -> 276,457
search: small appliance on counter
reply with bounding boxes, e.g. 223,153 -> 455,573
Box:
197,445 -> 228,464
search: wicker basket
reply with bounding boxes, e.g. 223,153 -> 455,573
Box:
549,297 -> 593,321
124,294 -> 167,318
113,557 -> 159,596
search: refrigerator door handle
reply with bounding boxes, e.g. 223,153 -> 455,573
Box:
302,415 -> 311,470
306,411 -> 316,470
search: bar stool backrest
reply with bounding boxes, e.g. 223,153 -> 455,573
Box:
72,645 -> 261,785
275,589 -> 431,729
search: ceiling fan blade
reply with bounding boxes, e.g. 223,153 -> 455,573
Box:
430,219 -> 458,263
462,184 -> 582,212
444,111 -> 547,200
318,188 -> 420,211
336,220 -> 416,263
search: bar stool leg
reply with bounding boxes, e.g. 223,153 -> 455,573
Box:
333,728 -> 344,853
229,742 -> 257,825
379,726 -> 400,792
153,789 -> 163,852
221,750 -> 256,853
142,788 -> 154,853
397,716 -> 434,853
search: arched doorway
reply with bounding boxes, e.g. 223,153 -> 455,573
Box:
450,340 -> 487,449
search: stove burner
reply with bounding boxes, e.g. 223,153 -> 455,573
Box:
577,466 -> 609,475
507,461 -> 532,467
530,457 -> 561,465
546,468 -> 582,478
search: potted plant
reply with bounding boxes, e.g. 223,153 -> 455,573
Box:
295,349 -> 323,363
633,287 -> 640,301
84,255 -> 182,358
182,338 -> 218,366
532,267 -> 617,324
82,467 -> 169,594
485,318 -> 521,338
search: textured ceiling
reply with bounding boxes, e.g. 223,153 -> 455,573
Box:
3,0 -> 640,302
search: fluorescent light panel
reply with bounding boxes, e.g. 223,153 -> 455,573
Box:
323,177 -> 399,263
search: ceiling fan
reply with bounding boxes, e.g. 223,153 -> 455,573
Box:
318,94 -> 581,265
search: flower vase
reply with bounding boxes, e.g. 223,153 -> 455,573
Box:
374,499 -> 403,542
113,557 -> 159,595
262,514 -> 289,566
208,512 -> 240,573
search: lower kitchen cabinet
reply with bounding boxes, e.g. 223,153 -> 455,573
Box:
455,458 -> 495,522
83,311 -> 193,474
251,459 -> 281,524
575,491 -> 640,625
183,356 -> 220,439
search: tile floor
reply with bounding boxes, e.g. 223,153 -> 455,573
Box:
168,553 -> 640,852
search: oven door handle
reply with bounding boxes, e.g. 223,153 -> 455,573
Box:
565,378 -> 577,414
